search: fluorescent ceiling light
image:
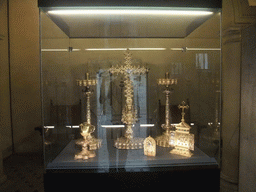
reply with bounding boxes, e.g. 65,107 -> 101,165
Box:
140,124 -> 155,127
42,49 -> 81,52
42,49 -> 68,52
85,48 -> 166,51
170,47 -> 221,51
101,125 -> 125,128
130,48 -> 166,51
170,48 -> 184,51
48,9 -> 213,16
186,48 -> 221,51
86,48 -> 126,51
44,126 -> 55,129
101,124 -> 155,128
66,125 -> 80,128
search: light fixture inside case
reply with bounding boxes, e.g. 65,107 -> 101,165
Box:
47,7 -> 214,16
85,48 -> 166,51
44,7 -> 217,38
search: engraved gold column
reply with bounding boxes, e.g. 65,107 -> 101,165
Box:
75,73 -> 102,160
110,49 -> 148,149
155,72 -> 177,147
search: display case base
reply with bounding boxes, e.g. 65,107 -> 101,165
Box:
44,167 -> 220,191
45,140 -> 219,191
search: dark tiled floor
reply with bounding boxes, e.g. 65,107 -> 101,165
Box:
0,153 -> 44,192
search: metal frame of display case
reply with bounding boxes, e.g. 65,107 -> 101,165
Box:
38,0 -> 222,8
39,0 -> 221,191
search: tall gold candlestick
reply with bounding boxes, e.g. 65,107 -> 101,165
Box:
75,73 -> 102,160
155,72 -> 177,147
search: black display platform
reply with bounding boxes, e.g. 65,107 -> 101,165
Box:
44,140 -> 219,191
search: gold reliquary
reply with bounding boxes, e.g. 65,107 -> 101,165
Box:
144,136 -> 156,156
170,101 -> 194,157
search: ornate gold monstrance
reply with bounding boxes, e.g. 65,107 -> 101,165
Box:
155,72 -> 177,147
110,49 -> 148,149
170,101 -> 194,157
75,73 -> 102,160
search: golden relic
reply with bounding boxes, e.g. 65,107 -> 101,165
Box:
75,73 -> 102,160
155,72 -> 177,147
170,101 -> 194,157
110,49 -> 148,149
144,136 -> 156,156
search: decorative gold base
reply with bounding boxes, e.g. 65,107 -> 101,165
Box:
114,137 -> 144,149
155,131 -> 175,147
89,138 -> 102,150
75,137 -> 102,160
170,147 -> 193,157
76,137 -> 102,151
74,150 -> 96,160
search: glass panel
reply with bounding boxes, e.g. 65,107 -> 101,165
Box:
41,11 -> 73,164
40,7 -> 221,171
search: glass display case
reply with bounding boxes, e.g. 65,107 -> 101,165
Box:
40,1 -> 221,190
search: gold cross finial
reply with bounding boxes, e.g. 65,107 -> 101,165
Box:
109,48 -> 147,76
178,101 -> 189,122
86,72 -> 90,80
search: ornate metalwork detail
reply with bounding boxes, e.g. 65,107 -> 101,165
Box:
178,101 -> 189,123
170,101 -> 194,157
144,136 -> 156,156
75,73 -> 102,160
110,49 -> 148,149
155,72 -> 177,147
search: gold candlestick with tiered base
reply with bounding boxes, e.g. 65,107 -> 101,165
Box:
75,73 -> 102,160
155,72 -> 177,147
